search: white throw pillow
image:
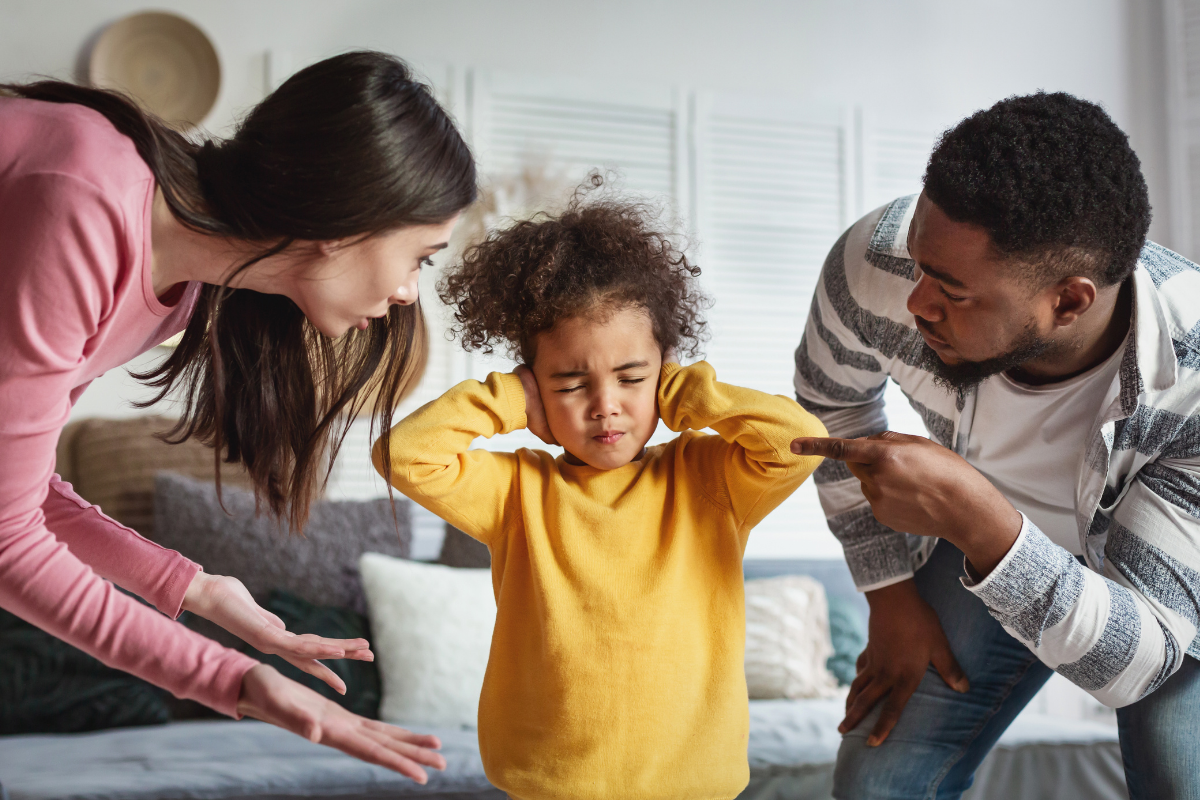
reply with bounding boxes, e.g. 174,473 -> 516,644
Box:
358,553 -> 496,728
744,575 -> 841,700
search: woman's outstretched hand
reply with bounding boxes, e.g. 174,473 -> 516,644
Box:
237,664 -> 446,782
515,364 -> 558,446
182,572 -> 372,695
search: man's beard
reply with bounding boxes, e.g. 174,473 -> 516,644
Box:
922,322 -> 1052,394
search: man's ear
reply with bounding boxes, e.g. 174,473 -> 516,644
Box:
1049,277 -> 1098,328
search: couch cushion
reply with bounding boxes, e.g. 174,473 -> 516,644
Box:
744,576 -> 840,700
0,607 -> 170,736
0,719 -> 504,800
154,473 -> 411,615
57,416 -> 253,539
360,554 -> 494,729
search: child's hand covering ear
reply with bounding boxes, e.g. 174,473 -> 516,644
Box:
515,365 -> 558,446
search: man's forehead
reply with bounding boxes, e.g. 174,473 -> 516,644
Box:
909,195 -> 1004,288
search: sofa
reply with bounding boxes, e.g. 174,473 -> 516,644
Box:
0,416 -> 1127,800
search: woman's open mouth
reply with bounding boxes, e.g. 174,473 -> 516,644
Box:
593,431 -> 624,445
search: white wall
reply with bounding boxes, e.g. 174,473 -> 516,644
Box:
0,1 -> 1163,212
1,0 -> 1172,557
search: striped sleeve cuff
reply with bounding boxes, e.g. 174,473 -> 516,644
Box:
960,514 -> 1080,635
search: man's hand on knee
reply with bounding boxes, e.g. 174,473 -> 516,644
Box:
842,579 -> 970,747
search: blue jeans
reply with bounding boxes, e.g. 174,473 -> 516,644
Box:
833,539 -> 1200,799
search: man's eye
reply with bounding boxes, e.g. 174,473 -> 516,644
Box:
556,385 -> 584,393
940,286 -> 966,302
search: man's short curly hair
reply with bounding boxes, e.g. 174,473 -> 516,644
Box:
439,180 -> 709,365
923,92 -> 1151,287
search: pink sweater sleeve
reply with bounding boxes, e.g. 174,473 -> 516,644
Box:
0,170 -> 256,718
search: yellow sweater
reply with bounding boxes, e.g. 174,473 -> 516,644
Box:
374,362 -> 825,800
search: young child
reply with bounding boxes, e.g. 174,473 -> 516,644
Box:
373,191 -> 826,800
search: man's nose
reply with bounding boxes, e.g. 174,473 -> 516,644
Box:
906,273 -> 944,323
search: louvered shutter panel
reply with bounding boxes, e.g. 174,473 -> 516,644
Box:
860,114 -> 946,215
694,95 -> 851,557
1165,0 -> 1200,259
470,70 -> 685,206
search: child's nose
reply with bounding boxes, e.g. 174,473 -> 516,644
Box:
590,388 -> 621,419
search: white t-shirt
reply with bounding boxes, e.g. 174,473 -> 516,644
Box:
965,343 -> 1125,555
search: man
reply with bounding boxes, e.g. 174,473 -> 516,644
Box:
791,93 -> 1200,799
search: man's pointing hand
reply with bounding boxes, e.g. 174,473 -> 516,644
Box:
790,431 -> 1022,577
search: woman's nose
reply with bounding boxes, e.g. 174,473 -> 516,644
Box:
906,272 -> 944,323
390,275 -> 420,306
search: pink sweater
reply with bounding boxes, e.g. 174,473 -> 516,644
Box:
0,97 -> 257,717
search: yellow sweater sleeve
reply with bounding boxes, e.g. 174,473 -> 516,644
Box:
657,361 -> 827,534
372,372 -> 528,546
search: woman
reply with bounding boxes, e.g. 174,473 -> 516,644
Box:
0,51 -> 475,782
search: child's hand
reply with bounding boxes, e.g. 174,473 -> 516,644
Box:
515,365 -> 558,446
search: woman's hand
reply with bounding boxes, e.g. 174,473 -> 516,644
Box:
841,579 -> 968,747
238,663 -> 445,782
182,572 -> 371,695
515,364 -> 557,446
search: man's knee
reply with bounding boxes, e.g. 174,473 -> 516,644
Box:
833,731 -> 946,800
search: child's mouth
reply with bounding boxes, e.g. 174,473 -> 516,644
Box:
593,431 -> 624,445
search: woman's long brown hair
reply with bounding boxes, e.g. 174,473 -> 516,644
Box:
4,52 -> 476,531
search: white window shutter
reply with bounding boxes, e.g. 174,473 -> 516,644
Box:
859,111 -> 948,216
1164,0 -> 1200,260
469,69 -> 686,208
693,94 -> 851,558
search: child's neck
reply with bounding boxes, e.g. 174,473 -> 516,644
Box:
563,448 -> 647,468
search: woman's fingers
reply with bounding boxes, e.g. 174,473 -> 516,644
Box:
257,628 -> 373,660
319,713 -> 446,782
359,724 -> 448,769
280,654 -> 347,694
363,718 -> 442,750
237,665 -> 444,783
327,731 -> 432,784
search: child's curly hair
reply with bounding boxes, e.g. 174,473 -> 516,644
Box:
439,178 -> 709,364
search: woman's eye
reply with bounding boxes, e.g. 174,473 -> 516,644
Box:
556,385 -> 584,394
420,257 -> 435,268
619,377 -> 646,385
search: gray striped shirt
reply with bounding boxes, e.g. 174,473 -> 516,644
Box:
795,196 -> 1200,707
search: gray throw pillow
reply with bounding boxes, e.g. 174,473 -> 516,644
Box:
154,472 -> 411,615
437,524 -> 491,569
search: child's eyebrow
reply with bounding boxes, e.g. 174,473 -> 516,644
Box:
549,360 -> 651,379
